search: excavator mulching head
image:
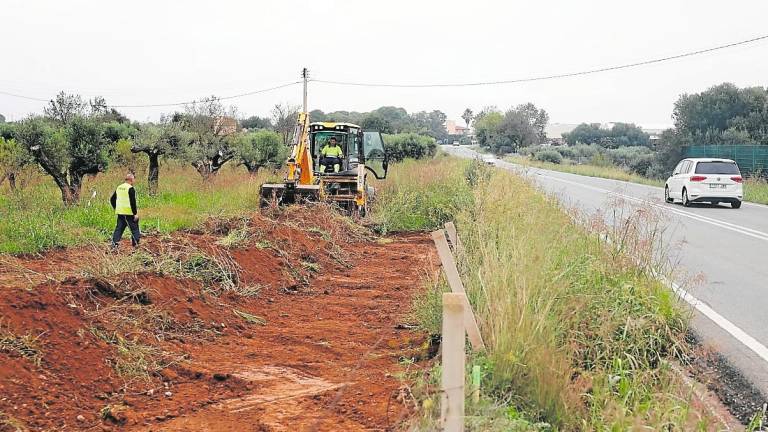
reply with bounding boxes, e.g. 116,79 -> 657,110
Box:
259,182 -> 321,207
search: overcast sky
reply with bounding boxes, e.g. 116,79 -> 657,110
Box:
2,0 -> 767,128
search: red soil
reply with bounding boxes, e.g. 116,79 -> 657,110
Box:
0,208 -> 437,431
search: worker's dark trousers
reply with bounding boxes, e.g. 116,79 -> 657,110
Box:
321,157 -> 342,173
112,215 -> 141,247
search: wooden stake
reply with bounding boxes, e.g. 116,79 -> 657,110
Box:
441,293 -> 465,432
431,230 -> 486,352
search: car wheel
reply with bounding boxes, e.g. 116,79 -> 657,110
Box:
682,188 -> 692,207
731,200 -> 742,209
665,186 -> 673,203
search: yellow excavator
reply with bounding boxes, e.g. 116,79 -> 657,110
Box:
260,69 -> 388,216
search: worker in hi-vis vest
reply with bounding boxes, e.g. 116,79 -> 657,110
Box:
320,136 -> 344,173
110,173 -> 140,248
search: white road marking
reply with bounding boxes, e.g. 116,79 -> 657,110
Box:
661,275 -> 768,364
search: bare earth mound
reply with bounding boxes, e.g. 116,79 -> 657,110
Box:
0,206 -> 437,431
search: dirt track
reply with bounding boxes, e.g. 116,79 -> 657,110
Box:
0,208 -> 437,431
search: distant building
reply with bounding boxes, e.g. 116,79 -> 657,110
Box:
214,116 -> 238,136
642,128 -> 665,144
446,120 -> 470,136
544,123 -> 579,145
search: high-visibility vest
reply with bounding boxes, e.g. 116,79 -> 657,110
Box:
321,145 -> 343,158
115,183 -> 134,215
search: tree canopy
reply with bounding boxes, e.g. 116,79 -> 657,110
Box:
474,104 -> 549,154
563,122 -> 649,148
672,83 -> 768,145
180,96 -> 239,179
235,129 -> 287,173
383,133 -> 437,162
241,115 -> 273,130
310,106 -> 448,140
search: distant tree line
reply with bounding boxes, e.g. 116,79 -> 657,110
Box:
309,106 -> 449,141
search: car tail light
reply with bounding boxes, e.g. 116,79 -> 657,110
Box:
690,176 -> 707,182
731,176 -> 743,183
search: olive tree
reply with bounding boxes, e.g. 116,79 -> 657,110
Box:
235,129 -> 287,174
16,116 -> 111,204
131,118 -> 189,195
181,97 -> 238,179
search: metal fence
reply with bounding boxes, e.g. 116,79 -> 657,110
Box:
682,145 -> 768,176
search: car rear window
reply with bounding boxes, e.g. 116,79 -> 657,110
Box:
695,162 -> 740,175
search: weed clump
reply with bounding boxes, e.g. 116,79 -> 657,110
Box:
372,158 -> 474,233
0,326 -> 43,367
90,327 -> 179,382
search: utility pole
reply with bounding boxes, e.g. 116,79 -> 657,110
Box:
301,67 -> 309,114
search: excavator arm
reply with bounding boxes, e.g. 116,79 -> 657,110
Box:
286,112 -> 314,185
259,111 -> 321,206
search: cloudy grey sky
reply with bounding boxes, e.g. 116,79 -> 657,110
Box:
2,0 -> 767,128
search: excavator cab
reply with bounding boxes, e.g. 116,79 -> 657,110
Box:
309,123 -> 388,179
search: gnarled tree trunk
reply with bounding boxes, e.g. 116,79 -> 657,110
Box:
193,152 -> 233,180
241,161 -> 260,175
147,152 -> 160,196
7,172 -> 16,190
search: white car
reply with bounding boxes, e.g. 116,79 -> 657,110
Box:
665,158 -> 743,208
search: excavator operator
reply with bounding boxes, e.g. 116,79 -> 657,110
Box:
320,136 -> 344,173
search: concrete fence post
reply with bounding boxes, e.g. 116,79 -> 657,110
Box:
441,292 -> 465,432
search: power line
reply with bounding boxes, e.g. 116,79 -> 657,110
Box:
0,90 -> 49,103
109,81 -> 302,108
312,34 -> 768,88
0,81 -> 302,108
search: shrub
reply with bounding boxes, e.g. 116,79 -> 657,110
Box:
628,153 -> 654,176
519,145 -> 545,157
571,144 -> 601,159
605,146 -> 653,168
382,133 -> 437,162
534,150 -> 563,164
554,146 -> 576,159
589,152 -> 612,167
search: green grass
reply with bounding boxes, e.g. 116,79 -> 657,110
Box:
745,176 -> 768,204
380,157 -> 721,430
508,155 -> 768,205
372,155 -> 477,233
0,163 -> 271,254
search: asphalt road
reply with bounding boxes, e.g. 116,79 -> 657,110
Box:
443,145 -> 768,396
